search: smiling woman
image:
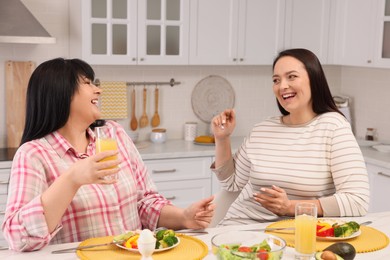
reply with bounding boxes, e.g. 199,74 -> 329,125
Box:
1,57 -> 216,252
210,48 -> 370,227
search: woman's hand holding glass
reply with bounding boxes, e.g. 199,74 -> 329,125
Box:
68,151 -> 121,187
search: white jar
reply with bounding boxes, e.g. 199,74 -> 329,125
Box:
150,128 -> 167,143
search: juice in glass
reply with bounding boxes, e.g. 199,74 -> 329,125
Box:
96,138 -> 118,167
95,125 -> 119,179
295,202 -> 317,259
295,214 -> 317,254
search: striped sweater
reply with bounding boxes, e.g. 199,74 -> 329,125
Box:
214,112 -> 370,226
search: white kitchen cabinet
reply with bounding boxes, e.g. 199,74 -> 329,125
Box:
331,0 -> 376,66
0,161 -> 12,249
189,0 -> 285,65
374,0 -> 390,67
284,0 -> 332,64
144,157 -> 212,208
69,0 -> 189,65
366,163 -> 390,213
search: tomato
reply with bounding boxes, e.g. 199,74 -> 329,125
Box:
316,227 -> 334,237
238,246 -> 252,252
257,248 -> 269,260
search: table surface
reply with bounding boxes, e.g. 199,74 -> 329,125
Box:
1,211 -> 389,260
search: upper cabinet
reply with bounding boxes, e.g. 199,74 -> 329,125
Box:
69,0 -> 189,65
283,0 -> 332,64
374,0 -> 390,67
189,0 -> 285,65
332,0 -> 376,67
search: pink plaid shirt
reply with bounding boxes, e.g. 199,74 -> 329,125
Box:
2,121 -> 170,251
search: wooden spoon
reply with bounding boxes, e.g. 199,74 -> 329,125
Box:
130,86 -> 138,130
139,86 -> 148,128
151,85 -> 160,127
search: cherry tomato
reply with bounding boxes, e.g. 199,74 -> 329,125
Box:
257,248 -> 269,260
238,246 -> 252,252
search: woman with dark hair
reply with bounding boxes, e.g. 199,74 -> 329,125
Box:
2,58 -> 215,252
211,48 -> 369,226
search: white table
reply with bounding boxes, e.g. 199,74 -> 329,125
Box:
1,211 -> 390,259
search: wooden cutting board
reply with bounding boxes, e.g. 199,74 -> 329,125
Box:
5,61 -> 35,148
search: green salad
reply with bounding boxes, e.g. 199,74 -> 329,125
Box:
217,239 -> 283,260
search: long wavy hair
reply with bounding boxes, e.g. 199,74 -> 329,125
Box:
272,48 -> 342,116
21,58 -> 95,145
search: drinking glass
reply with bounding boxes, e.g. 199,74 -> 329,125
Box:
95,124 -> 119,180
295,202 -> 317,260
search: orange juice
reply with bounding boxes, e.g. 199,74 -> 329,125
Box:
96,138 -> 118,168
295,214 -> 317,254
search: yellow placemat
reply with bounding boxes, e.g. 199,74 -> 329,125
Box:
265,219 -> 389,253
76,233 -> 208,260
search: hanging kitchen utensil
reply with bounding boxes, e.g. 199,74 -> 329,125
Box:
130,85 -> 138,131
191,75 -> 235,123
139,85 -> 149,128
151,85 -> 160,127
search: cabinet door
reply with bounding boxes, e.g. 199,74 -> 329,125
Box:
79,0 -> 138,65
374,0 -> 390,67
155,179 -> 211,208
236,0 -> 285,65
366,163 -> 390,213
137,0 -> 189,65
284,0 -> 331,63
189,0 -> 238,65
332,0 -> 376,66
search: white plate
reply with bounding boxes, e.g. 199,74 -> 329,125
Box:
317,230 -> 361,241
191,75 -> 235,123
316,219 -> 361,241
116,237 -> 180,253
372,144 -> 390,153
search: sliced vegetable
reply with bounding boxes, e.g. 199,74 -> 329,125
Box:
334,222 -> 360,237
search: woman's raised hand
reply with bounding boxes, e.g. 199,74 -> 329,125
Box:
211,109 -> 236,139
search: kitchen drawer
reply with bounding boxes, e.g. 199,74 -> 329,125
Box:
155,179 -> 211,208
144,157 -> 212,182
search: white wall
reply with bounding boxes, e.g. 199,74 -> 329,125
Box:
0,0 -> 387,148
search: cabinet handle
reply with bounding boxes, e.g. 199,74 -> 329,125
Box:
0,181 -> 8,184
0,211 -> 5,215
378,172 -> 390,178
132,57 -> 136,61
367,60 -> 372,63
240,58 -> 244,62
139,58 -> 144,62
165,196 -> 176,200
233,58 -> 237,62
152,169 -> 176,174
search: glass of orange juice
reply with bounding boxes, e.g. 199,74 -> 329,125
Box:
95,124 -> 119,180
295,202 -> 317,260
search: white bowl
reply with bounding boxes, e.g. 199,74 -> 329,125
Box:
211,230 -> 286,260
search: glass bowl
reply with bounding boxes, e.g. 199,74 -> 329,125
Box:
211,230 -> 286,260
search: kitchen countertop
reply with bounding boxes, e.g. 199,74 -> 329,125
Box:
137,136 -> 244,160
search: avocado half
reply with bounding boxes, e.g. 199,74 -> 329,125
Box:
324,242 -> 356,260
315,251 -> 344,260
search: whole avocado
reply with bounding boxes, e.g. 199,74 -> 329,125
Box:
323,242 -> 356,260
